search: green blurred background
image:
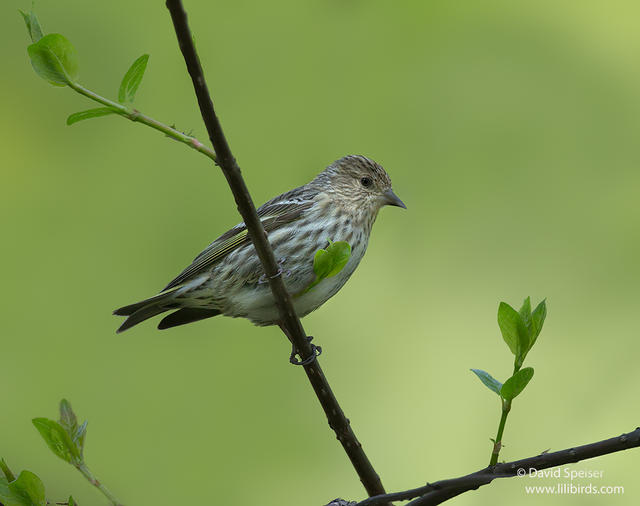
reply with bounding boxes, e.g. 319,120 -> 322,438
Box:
2,0 -> 639,504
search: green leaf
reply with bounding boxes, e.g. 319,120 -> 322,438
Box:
500,367 -> 534,400
497,302 -> 527,357
66,107 -> 117,125
324,241 -> 351,277
470,369 -> 503,395
304,240 -> 351,293
74,420 -> 88,456
27,33 -> 78,86
59,399 -> 78,434
32,418 -> 80,463
118,54 -> 149,103
314,240 -> 351,279
68,496 -> 76,506
0,471 -> 46,506
313,248 -> 332,280
519,297 -> 533,340
0,458 -> 15,482
0,477 -> 10,504
530,299 -> 547,348
19,9 -> 43,43
59,399 -> 87,456
10,472 -> 46,506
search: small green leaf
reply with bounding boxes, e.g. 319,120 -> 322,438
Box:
118,54 -> 149,103
66,107 -> 117,125
68,496 -> 76,506
531,299 -> 547,347
304,240 -> 351,293
497,302 -> 527,356
0,471 -> 46,506
59,399 -> 87,456
470,369 -> 503,395
27,33 -> 78,86
0,458 -> 15,482
32,418 -> 80,463
19,9 -> 44,43
59,399 -> 78,434
323,241 -> 351,277
10,471 -> 46,506
74,420 -> 88,456
0,477 -> 10,503
312,248 -> 332,280
500,367 -> 534,400
519,297 -> 533,340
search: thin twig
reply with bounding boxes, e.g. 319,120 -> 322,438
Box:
164,0 -> 388,500
347,427 -> 640,506
489,398 -> 511,465
75,462 -> 123,506
68,82 -> 217,161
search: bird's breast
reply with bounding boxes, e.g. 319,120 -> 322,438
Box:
212,202 -> 372,325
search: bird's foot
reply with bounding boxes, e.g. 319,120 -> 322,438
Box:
258,267 -> 283,285
258,258 -> 291,284
289,336 -> 322,366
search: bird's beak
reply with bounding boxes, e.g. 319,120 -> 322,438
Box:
383,188 -> 407,209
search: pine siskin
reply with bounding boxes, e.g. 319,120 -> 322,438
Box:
114,155 -> 405,332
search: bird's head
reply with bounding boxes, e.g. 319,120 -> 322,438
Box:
317,155 -> 406,212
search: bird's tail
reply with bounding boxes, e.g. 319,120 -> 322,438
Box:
114,287 -> 221,332
113,289 -> 180,333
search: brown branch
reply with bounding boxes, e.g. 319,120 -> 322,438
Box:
164,0 -> 388,501
339,427 -> 640,506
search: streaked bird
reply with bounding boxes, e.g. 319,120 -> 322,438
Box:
114,155 -> 405,332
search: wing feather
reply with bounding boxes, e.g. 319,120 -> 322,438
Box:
162,195 -> 315,291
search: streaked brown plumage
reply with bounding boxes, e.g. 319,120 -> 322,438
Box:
114,155 -> 405,332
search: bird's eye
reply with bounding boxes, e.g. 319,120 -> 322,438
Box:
360,177 -> 373,188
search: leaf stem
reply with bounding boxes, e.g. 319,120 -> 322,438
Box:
489,363 -> 520,465
75,462 -> 123,506
67,81 -> 217,161
489,398 -> 511,465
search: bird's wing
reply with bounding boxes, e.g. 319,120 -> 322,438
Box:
162,194 -> 316,291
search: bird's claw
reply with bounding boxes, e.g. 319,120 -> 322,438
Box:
289,336 -> 322,366
258,267 -> 283,284
258,258 -> 291,284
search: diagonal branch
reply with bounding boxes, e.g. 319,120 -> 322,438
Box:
164,0 -> 388,500
346,427 -> 640,506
